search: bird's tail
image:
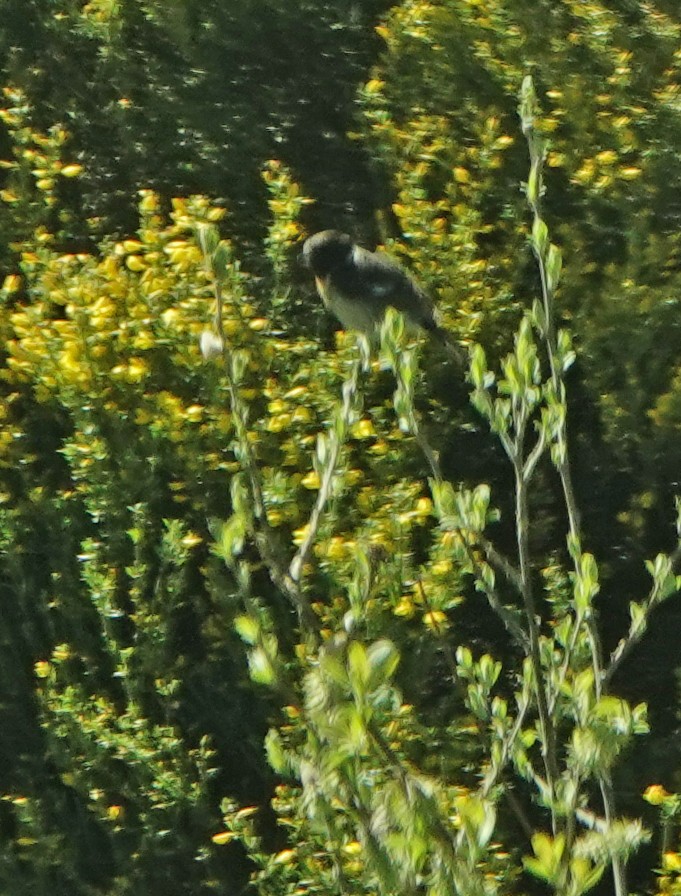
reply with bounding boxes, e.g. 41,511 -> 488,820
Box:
431,325 -> 467,366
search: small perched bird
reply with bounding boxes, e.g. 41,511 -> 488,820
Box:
302,230 -> 461,359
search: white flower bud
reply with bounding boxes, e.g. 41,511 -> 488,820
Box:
200,330 -> 224,359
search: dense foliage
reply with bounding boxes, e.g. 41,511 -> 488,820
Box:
1,2 -> 681,895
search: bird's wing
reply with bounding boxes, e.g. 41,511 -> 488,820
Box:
351,246 -> 404,296
352,246 -> 438,329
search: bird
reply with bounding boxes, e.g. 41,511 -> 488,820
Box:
301,230 -> 462,360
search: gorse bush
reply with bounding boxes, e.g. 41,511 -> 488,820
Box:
0,190 -> 268,891
0,0 -> 391,251
0,162 -> 300,890
362,0 -> 681,547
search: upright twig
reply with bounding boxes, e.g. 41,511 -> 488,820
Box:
289,356 -> 362,585
519,76 -> 625,896
197,225 -> 319,633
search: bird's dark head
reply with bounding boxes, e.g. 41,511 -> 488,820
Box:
302,230 -> 354,277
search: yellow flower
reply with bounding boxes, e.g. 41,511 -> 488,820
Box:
53,644 -> 71,662
431,560 -> 453,576
441,530 -> 459,547
267,508 -> 284,527
34,661 -> 51,678
393,597 -> 415,618
643,784 -> 670,806
125,255 -> 146,272
351,418 -> 376,439
138,190 -> 159,212
132,331 -> 155,350
292,406 -> 312,424
164,241 -> 202,269
234,806 -> 258,820
267,414 -> 292,433
184,405 -> 204,422
161,308 -> 180,327
423,610 -> 448,630
112,358 -> 148,383
573,161 -> 595,185
369,439 -> 389,456
60,164 -> 83,178
285,386 -> 307,399
415,497 -> 432,517
301,470 -> 321,490
547,152 -> 566,168
324,537 -> 347,561
663,852 -> 681,873
212,831 -> 235,845
365,77 -> 385,92
293,524 -> 310,547
127,358 -> 149,383
2,274 -> 22,293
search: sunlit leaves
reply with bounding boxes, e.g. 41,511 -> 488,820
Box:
524,831 -> 606,895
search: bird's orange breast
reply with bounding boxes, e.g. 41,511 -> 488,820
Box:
314,275 -> 332,309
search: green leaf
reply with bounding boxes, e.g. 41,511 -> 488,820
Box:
519,75 -> 538,134
570,856 -> 605,894
315,432 -> 329,467
366,639 -> 399,690
469,343 -> 490,388
347,641 -> 370,693
477,653 -> 501,689
216,514 -> 247,562
628,599 -> 646,632
230,349 -> 249,383
265,728 -> 288,773
573,551 -> 599,612
319,650 -> 349,688
213,241 -> 232,279
234,614 -> 259,645
531,297 -> 547,334
455,794 -> 497,853
531,216 -> 549,256
523,832 -> 565,883
248,647 -> 274,685
456,646 -> 473,673
195,222 -> 219,258
546,243 -> 562,293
